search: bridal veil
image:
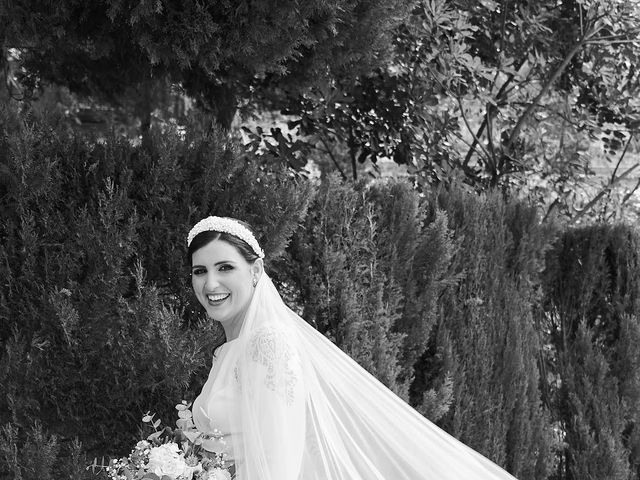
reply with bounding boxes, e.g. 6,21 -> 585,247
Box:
230,272 -> 519,480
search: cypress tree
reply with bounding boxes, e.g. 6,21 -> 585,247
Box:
541,225 -> 640,479
369,181 -> 456,401
286,175 -> 407,394
420,187 -> 555,479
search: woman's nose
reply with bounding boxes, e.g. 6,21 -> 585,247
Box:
204,272 -> 220,290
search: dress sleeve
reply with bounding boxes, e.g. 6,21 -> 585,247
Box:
236,324 -> 306,480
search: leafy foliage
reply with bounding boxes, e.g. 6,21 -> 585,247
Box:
540,225 -> 640,479
284,176 -> 556,478
420,188 -> 556,479
0,422 -> 60,480
2,103 -> 640,480
0,105 -> 311,478
245,0 -> 482,181
1,0 -> 413,128
5,0 -> 639,222
284,176 -> 407,394
246,0 -> 640,220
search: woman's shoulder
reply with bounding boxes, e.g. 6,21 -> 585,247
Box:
246,321 -> 301,365
247,321 -> 296,346
244,321 -> 305,402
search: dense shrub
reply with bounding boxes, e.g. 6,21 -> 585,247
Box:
3,106 -> 640,480
0,106 -> 311,477
285,177 -> 453,399
541,225 -> 640,480
285,177 -> 556,478
416,188 -> 556,479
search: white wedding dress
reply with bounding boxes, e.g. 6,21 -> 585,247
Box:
192,339 -> 244,468
193,274 -> 520,480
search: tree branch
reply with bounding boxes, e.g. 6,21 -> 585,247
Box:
505,28 -> 602,152
456,96 -> 494,172
571,163 -> 639,223
348,126 -> 358,181
585,39 -> 640,45
318,134 -> 348,181
508,101 -> 594,131
621,177 -> 640,206
609,135 -> 633,184
542,197 -> 561,223
462,57 -> 527,167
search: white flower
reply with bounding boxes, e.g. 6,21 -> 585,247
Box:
206,468 -> 232,480
147,443 -> 191,479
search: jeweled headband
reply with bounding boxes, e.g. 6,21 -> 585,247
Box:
187,216 -> 265,259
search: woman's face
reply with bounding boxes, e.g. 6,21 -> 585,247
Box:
191,239 -> 262,326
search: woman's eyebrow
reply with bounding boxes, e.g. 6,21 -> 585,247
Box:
191,259 -> 238,270
192,260 -> 236,267
214,260 -> 236,266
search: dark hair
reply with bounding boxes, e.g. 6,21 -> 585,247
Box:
187,219 -> 261,266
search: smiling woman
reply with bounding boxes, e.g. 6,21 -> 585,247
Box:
190,239 -> 263,339
186,216 -> 521,480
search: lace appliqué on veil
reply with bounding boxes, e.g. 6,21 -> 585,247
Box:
248,326 -> 300,406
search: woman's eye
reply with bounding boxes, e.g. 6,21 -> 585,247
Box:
219,264 -> 233,272
192,268 -> 206,275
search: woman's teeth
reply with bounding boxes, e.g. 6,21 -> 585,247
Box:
207,293 -> 230,303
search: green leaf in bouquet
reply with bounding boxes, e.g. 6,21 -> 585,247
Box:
175,401 -> 192,411
147,431 -> 163,442
176,418 -> 195,430
183,430 -> 202,444
153,419 -> 162,428
178,409 -> 192,419
142,412 -> 154,423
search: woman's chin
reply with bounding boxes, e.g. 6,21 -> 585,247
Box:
208,309 -> 233,324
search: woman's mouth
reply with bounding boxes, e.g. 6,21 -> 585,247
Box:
206,293 -> 230,306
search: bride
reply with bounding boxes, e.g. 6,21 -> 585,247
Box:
188,216 -> 519,480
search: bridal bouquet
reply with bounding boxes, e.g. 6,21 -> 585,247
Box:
91,401 -> 233,480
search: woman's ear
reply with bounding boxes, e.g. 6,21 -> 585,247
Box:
251,258 -> 264,284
